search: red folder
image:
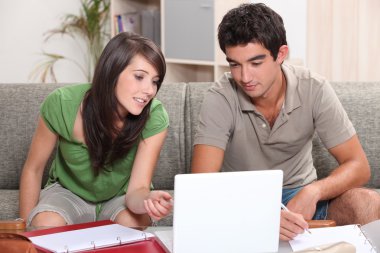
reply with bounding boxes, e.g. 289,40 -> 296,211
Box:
23,220 -> 169,253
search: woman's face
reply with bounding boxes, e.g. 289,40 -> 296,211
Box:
115,54 -> 159,117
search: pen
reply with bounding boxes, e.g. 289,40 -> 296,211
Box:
281,203 -> 312,234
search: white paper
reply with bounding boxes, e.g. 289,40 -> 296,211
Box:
289,225 -> 374,253
29,224 -> 153,253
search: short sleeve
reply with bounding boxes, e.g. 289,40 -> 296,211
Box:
313,80 -> 356,149
193,88 -> 234,150
142,99 -> 169,139
40,89 -> 71,139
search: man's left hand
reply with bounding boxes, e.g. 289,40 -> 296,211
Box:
286,184 -> 321,220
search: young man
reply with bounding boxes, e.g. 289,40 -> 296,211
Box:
191,3 -> 380,241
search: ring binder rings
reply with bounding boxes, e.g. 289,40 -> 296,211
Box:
289,219 -> 380,253
359,222 -> 380,253
354,224 -> 376,252
23,220 -> 168,253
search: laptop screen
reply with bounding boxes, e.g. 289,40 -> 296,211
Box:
173,170 -> 283,253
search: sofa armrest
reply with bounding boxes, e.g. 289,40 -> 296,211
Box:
0,220 -> 26,233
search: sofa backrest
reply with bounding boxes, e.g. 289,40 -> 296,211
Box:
313,82 -> 380,188
153,82 -> 187,189
0,83 -> 67,190
185,82 -> 215,173
1,81 -> 379,192
184,81 -> 380,189
0,82 -> 188,191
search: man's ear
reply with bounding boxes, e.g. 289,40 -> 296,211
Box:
276,45 -> 289,64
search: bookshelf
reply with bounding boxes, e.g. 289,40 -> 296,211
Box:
110,0 -> 248,83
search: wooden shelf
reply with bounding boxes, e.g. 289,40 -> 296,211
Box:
110,0 -> 248,83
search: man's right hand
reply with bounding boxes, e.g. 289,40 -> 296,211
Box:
279,209 -> 310,241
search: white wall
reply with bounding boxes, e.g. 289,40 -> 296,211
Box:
0,0 -> 307,83
0,0 -> 86,83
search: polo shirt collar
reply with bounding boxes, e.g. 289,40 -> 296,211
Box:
233,64 -> 301,114
282,64 -> 301,114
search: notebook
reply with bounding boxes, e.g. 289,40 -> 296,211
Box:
25,221 -> 167,253
172,170 -> 283,253
289,219 -> 380,253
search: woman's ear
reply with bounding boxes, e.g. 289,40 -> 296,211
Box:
276,45 -> 289,64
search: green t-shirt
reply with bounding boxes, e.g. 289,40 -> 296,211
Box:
40,83 -> 169,203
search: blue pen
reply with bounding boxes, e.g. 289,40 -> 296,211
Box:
281,203 -> 312,234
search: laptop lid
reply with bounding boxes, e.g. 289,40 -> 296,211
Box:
173,170 -> 283,253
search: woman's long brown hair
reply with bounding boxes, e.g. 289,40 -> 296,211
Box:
82,32 -> 166,175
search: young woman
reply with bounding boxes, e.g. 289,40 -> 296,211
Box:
19,32 -> 172,227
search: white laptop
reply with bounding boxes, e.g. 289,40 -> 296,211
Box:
172,170 -> 283,253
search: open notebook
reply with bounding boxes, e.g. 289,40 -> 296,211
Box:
154,220 -> 380,253
289,219 -> 380,253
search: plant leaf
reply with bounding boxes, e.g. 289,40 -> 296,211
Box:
33,0 -> 110,83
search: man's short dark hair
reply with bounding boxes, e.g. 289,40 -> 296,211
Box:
218,3 -> 287,60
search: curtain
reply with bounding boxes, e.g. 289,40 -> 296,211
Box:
307,0 -> 380,81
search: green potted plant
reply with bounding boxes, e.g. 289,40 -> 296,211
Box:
30,0 -> 110,83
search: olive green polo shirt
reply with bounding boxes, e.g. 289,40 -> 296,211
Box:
40,83 -> 169,202
194,64 -> 355,188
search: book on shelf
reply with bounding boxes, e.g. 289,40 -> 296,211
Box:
141,9 -> 161,46
116,12 -> 141,35
289,219 -> 380,253
23,220 -> 168,253
116,15 -> 122,34
114,9 -> 160,46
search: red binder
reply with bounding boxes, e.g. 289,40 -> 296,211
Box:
23,220 -> 169,253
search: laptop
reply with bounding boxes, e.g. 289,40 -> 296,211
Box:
172,170 -> 283,253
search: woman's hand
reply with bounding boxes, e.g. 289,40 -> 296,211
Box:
144,190 -> 173,221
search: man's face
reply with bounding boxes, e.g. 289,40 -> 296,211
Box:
225,42 -> 284,101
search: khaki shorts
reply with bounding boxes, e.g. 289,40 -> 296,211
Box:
27,182 -> 126,226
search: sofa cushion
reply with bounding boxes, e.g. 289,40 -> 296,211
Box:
154,82 -> 187,189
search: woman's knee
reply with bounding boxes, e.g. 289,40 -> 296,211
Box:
114,209 -> 151,227
30,211 -> 67,228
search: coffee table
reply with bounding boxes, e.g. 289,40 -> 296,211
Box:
147,226 -> 293,253
24,223 -> 294,253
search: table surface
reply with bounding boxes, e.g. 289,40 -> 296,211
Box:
146,226 -> 293,253
22,222 -> 294,253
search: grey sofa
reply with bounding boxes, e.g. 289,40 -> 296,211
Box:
1,81 -> 379,225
